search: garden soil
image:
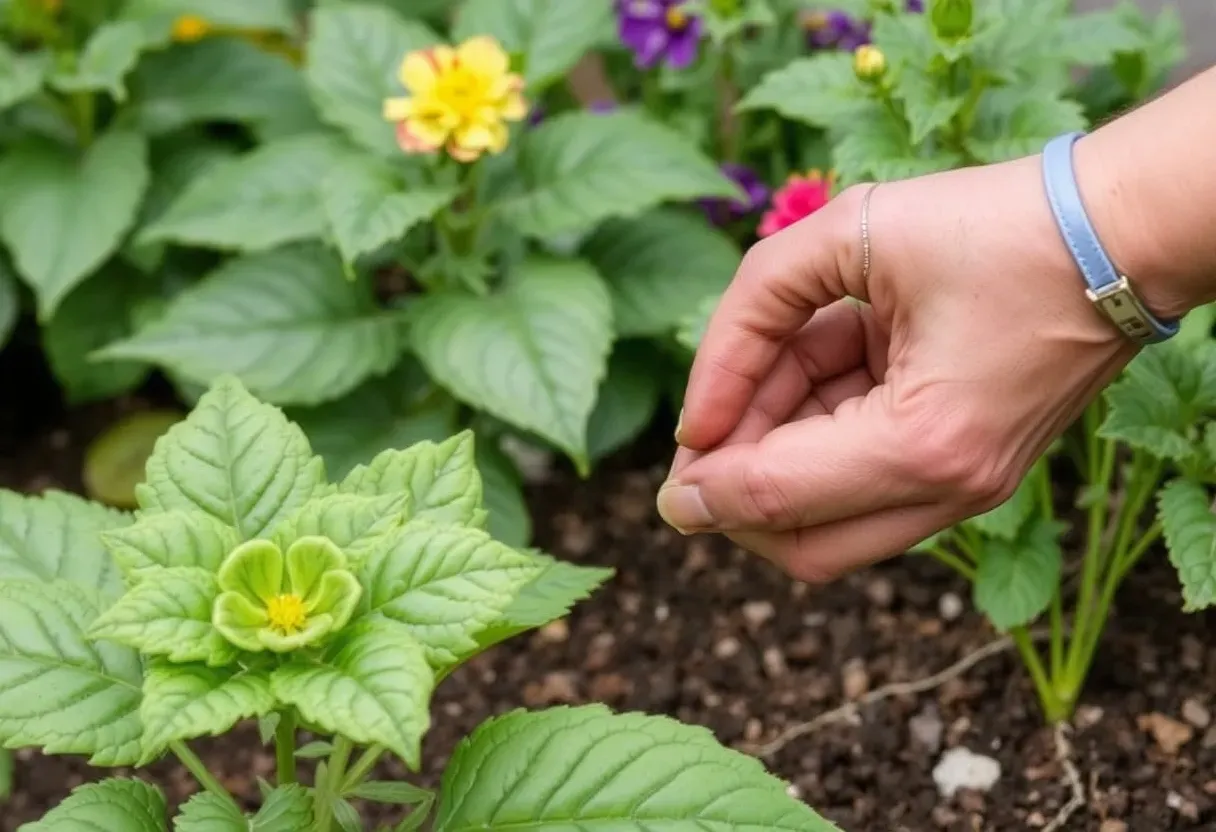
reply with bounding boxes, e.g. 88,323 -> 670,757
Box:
3,346 -> 1215,831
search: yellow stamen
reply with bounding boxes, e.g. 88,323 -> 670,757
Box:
266,593 -> 307,635
666,7 -> 689,29
172,15 -> 209,43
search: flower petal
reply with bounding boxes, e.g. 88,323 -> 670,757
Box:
383,96 -> 414,122
217,540 -> 284,604
400,46 -> 453,93
308,571 -> 362,631
258,614 -> 333,653
287,536 -> 347,606
213,590 -> 270,652
397,121 -> 441,154
457,35 -> 509,78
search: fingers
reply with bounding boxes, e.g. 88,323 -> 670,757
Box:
677,188 -> 867,451
726,500 -> 960,584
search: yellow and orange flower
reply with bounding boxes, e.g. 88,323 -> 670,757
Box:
382,36 -> 527,163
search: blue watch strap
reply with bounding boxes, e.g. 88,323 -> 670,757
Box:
1041,131 -> 1178,344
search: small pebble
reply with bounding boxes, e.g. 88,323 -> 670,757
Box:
714,637 -> 741,659
865,576 -> 895,607
910,704 -> 945,754
938,592 -> 964,621
1182,698 -> 1211,729
932,747 -> 1001,798
1099,821 -> 1128,832
741,600 -> 775,628
841,658 -> 869,700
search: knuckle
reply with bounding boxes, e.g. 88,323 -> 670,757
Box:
895,401 -> 1008,503
740,453 -> 800,528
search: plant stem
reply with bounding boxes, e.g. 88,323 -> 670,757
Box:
275,709 -> 296,785
69,92 -> 95,147
327,737 -> 353,796
340,745 -> 384,794
1010,626 -> 1067,722
714,42 -> 741,162
1065,436 -> 1116,678
315,737 -> 354,832
926,545 -> 976,580
171,741 -> 240,812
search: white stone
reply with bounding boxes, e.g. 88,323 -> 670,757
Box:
932,747 -> 1002,798
938,592 -> 964,621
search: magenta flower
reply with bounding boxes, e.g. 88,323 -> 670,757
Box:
800,2 -> 923,51
617,0 -> 703,70
700,163 -> 769,226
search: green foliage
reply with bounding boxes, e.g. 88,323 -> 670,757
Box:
1158,480 -> 1216,612
973,518 -> 1064,631
20,779 -> 166,832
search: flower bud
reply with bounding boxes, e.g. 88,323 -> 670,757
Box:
853,45 -> 887,82
930,0 -> 972,40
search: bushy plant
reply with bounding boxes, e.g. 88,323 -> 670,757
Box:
2,375 -> 841,831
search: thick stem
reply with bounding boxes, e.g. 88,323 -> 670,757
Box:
1011,627 -> 1069,722
340,745 -> 383,794
275,709 -> 296,785
171,741 -> 240,812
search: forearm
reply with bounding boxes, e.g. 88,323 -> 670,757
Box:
1073,64 -> 1216,320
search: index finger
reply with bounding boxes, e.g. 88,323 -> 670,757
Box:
678,185 -> 870,451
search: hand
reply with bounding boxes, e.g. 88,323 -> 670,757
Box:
657,152 -> 1141,583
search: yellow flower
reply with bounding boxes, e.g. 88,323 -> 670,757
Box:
172,15 -> 210,43
853,44 -> 887,82
382,36 -> 527,163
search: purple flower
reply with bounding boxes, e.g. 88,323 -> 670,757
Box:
700,163 -> 769,226
800,10 -> 871,50
617,0 -> 703,70
588,99 -> 617,113
905,0 -> 924,11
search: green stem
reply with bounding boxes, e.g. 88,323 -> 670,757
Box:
1117,519 -> 1163,581
69,92 -> 94,147
275,709 -> 296,785
340,745 -> 383,794
171,741 -> 240,812
315,737 -> 354,832
715,42 -> 741,162
1064,436 -> 1116,677
926,545 -> 976,580
1049,587 -> 1065,680
1011,626 -> 1068,722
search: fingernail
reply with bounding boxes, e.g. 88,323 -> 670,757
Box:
674,408 -> 685,444
657,482 -> 713,532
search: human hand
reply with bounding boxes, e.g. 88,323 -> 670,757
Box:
657,151 -> 1152,583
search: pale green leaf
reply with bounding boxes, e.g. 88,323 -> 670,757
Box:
120,0 -> 297,34
737,53 -> 870,128
139,662 -> 275,762
433,706 -> 840,831
965,460 -> 1042,541
967,88 -> 1086,164
340,432 -> 484,530
677,293 -> 719,351
453,0 -> 613,89
131,38 -> 312,136
270,619 -> 433,767
173,779 -> 313,831
0,489 -> 129,598
251,785 -> 315,830
306,4 -> 441,156
134,375 -> 325,539
0,45 -> 49,112
410,257 -> 613,469
101,510 -> 239,579
349,781 -> 431,805
0,129 -> 149,318
897,72 -> 963,145
88,567 -> 235,666
1158,479 -> 1216,612
94,245 -> 403,406
173,792 -> 244,831
0,261 -> 18,350
1051,8 -> 1142,66
973,518 -> 1063,631
321,154 -> 457,265
831,109 -> 960,185
294,741 -> 333,758
138,134 -> 344,253
581,208 -> 740,338
587,343 -> 662,463
0,580 -> 143,766
476,443 -> 531,548
20,779 -> 165,832
500,112 -> 740,239
332,799 -> 362,832
272,493 -> 409,558
360,520 -> 541,664
50,21 -> 148,101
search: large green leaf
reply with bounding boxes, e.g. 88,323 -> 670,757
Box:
966,87 -> 1086,164
965,459 -> 1041,542
270,619 -> 433,767
831,108 -> 960,185
581,208 -> 740,338
0,489 -> 129,598
410,257 -> 614,470
139,662 -> 275,762
360,519 -> 541,664
94,245 -> 403,406
1158,479 -> 1216,612
500,112 -> 739,239
0,129 -> 149,318
586,342 -> 662,464
271,493 -> 409,558
133,375 -> 325,540
20,779 -> 165,832
433,706 -> 840,831
1050,8 -> 1143,67
737,53 -> 870,128
0,44 -> 49,112
138,134 -> 344,253
305,4 -> 440,157
453,0 -> 612,89
321,154 -> 457,266
50,21 -> 148,102
0,580 -> 143,766
88,567 -> 235,666
973,518 -> 1063,631
100,510 -> 240,579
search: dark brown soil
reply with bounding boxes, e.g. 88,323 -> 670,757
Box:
3,349 -> 1215,831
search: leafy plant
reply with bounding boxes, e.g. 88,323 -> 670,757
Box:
3,375 -> 839,831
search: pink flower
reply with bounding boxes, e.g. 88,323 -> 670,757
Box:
758,170 -> 835,238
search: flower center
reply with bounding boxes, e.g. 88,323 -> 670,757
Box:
266,593 -> 307,635
666,6 -> 689,30
800,10 -> 829,31
433,64 -> 493,121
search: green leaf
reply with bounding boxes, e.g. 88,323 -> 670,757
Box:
321,154 -> 457,266
677,293 -> 719,351
586,343 -> 662,463
897,72 -> 963,145
0,261 -> 18,350
295,740 -> 334,759
121,0 -> 297,33
94,245 -> 403,406
131,38 -> 313,136
476,442 -> 531,548
173,792 -> 244,831
432,706 -> 840,831
139,662 -> 275,762
831,109 -> 960,185
332,799 -> 363,832
134,375 -> 325,539
0,580 -> 142,766
88,567 -> 235,666
973,518 -> 1063,631
737,53 -> 869,128
50,21 -> 147,101
410,257 -> 613,470
0,129 -> 149,318
138,134 -> 344,253
306,4 -> 440,157
20,779 -> 165,832
965,460 -> 1041,541
1158,479 -> 1216,612
270,619 -> 434,767
360,520 -> 541,664
501,112 -> 740,239
174,784 -> 313,831
453,0 -> 613,89
581,208 -> 740,338
1051,8 -> 1142,66
0,490 -> 128,597
340,432 -> 484,530
0,45 -> 49,112
101,510 -> 239,579
348,781 -> 431,805
272,493 -> 409,559
966,88 -> 1086,164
